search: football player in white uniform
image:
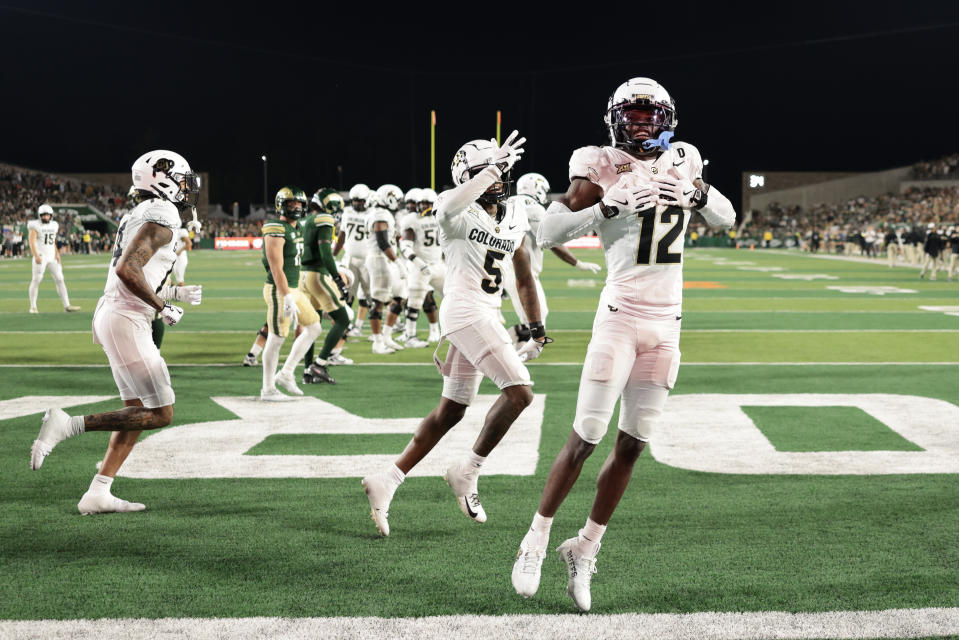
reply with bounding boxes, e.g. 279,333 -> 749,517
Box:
171,225 -> 191,285
510,78 -> 736,611
361,131 -> 550,536
502,173 -> 601,343
398,191 -> 445,348
29,150 -> 204,514
27,204 -> 80,313
333,184 -> 373,336
364,189 -> 405,353
376,183 -> 413,343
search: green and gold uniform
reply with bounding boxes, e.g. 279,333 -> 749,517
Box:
262,218 -> 318,336
300,212 -> 345,313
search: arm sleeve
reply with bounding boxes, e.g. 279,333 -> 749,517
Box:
435,165 -> 501,223
697,186 -> 736,229
317,224 -> 339,276
375,229 -> 391,251
537,200 -> 604,249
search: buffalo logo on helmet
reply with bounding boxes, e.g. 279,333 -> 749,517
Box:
615,163 -> 632,174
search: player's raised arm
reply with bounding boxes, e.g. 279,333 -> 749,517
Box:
116,222 -> 174,312
437,131 -> 525,218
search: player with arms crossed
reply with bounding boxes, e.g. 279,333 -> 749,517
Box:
29,150 -> 203,514
509,78 -> 736,610
361,131 -> 550,536
27,204 -> 81,313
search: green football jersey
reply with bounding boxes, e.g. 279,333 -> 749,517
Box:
300,212 -> 336,274
261,218 -> 303,285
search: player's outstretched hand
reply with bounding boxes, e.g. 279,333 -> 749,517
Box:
517,336 -> 553,362
601,175 -> 658,218
174,285 -> 203,306
160,303 -> 184,326
653,175 -> 702,209
492,130 -> 526,174
575,260 -> 602,274
283,293 -> 299,324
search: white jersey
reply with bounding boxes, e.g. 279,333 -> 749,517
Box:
103,200 -> 181,315
174,228 -> 190,253
27,219 -> 58,260
436,195 -> 530,333
339,206 -> 369,259
506,195 -> 546,276
365,206 -> 396,255
399,210 -> 443,264
569,142 -> 703,318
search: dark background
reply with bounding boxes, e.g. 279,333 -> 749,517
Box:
2,1 -> 958,212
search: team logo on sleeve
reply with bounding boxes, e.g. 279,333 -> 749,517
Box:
615,163 -> 632,174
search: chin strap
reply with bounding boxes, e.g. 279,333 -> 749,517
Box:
641,130 -> 674,152
186,207 -> 202,234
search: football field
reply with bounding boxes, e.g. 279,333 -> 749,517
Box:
1,247 -> 958,640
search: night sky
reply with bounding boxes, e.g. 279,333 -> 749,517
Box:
2,1 -> 959,213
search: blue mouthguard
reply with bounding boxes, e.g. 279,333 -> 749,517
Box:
641,130 -> 674,151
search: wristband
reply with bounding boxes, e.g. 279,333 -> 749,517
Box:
529,321 -> 546,340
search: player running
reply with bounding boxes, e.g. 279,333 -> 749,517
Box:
509,78 -> 736,611
29,150 -> 203,514
27,204 -> 81,313
361,131 -> 550,536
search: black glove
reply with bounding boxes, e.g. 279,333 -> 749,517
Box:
333,274 -> 349,300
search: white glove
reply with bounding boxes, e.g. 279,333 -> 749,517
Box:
492,130 -> 526,174
412,257 -> 431,277
574,260 -> 602,274
161,284 -> 202,305
517,338 -> 548,362
186,207 -> 202,234
160,302 -> 184,326
653,175 -> 703,209
283,293 -> 299,325
601,175 -> 658,218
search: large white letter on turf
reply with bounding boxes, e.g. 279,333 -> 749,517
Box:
651,394 -> 959,474
118,395 -> 544,479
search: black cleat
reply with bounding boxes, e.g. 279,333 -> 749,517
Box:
306,362 -> 336,384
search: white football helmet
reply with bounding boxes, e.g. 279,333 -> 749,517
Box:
516,173 -> 550,206
418,188 -> 437,211
404,188 -> 423,211
131,150 -> 200,208
604,78 -> 677,155
376,184 -> 404,212
38,204 -> 54,221
348,183 -> 371,211
450,139 -> 509,203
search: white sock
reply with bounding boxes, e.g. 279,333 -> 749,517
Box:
250,342 -> 264,357
29,278 -> 40,308
383,324 -> 394,338
466,450 -> 486,471
262,332 -> 285,389
526,512 -> 553,549
281,322 -> 322,376
387,464 -> 406,487
331,347 -> 342,356
88,473 -> 113,495
69,415 -> 85,437
355,319 -> 364,331
579,518 -> 607,556
372,332 -> 383,344
429,322 -> 439,335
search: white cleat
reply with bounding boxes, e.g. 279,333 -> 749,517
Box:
30,408 -> 72,470
275,371 -> 304,396
260,387 -> 296,402
29,307 -> 39,314
444,463 -> 486,523
327,352 -> 354,365
512,539 -> 547,598
372,341 -> 395,355
393,333 -> 408,343
383,336 -> 405,351
361,474 -> 395,536
64,305 -> 81,312
405,337 -> 429,349
78,491 -> 146,515
346,326 -> 363,338
242,353 -> 258,367
557,536 -> 600,612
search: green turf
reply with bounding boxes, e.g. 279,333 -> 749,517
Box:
742,406 -> 925,452
1,247 -> 958,629
247,433 -> 415,456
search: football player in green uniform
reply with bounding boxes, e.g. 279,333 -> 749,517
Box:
299,188 -> 351,384
260,187 -> 325,401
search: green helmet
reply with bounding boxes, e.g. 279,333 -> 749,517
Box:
311,188 -> 345,215
275,186 -> 308,219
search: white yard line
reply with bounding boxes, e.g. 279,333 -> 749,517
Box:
1,607 -> 957,640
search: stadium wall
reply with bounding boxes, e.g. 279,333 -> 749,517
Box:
746,166 -> 912,211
